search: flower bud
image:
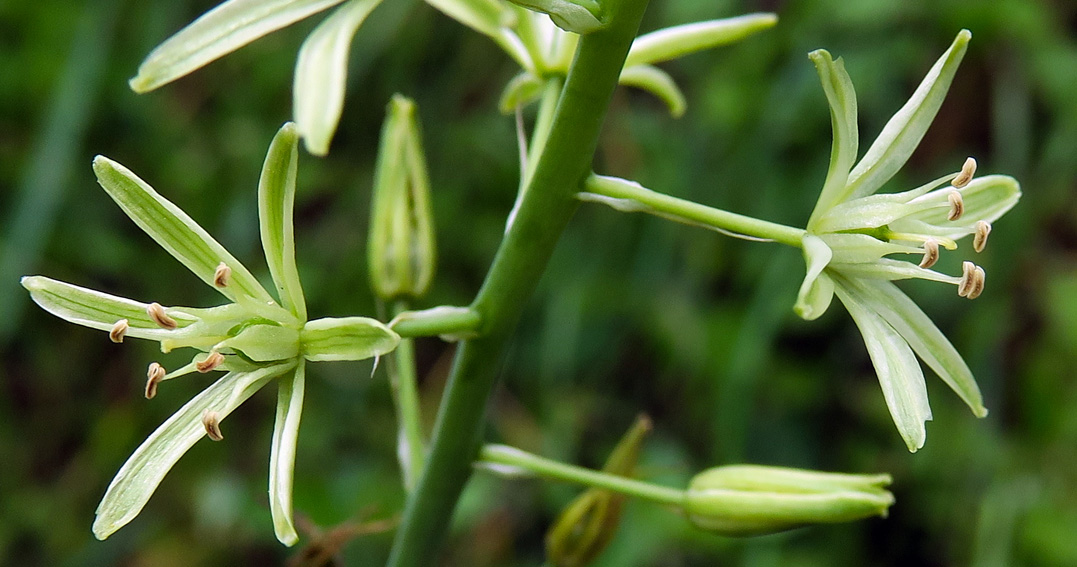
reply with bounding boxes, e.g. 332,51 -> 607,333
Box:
368,95 -> 436,302
683,465 -> 894,536
546,416 -> 652,567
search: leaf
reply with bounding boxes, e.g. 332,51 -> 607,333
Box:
293,0 -> 384,156
93,362 -> 295,540
258,123 -> 307,320
834,281 -> 931,452
624,13 -> 777,68
806,49 -> 859,227
794,235 -> 834,321
301,316 -> 400,361
844,30 -> 971,199
619,65 -> 687,118
130,0 -> 346,93
269,362 -> 306,546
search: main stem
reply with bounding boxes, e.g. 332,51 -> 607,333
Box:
385,2 -> 652,564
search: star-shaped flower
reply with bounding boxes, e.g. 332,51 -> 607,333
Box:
793,30 -> 1021,451
22,123 -> 400,545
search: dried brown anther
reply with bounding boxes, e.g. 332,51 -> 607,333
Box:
973,220 -> 991,253
202,410 -> 224,441
952,157 -> 977,188
109,319 -> 129,343
145,362 -> 166,399
919,239 -> 940,269
146,302 -> 178,329
196,351 -> 225,373
947,191 -> 965,221
958,261 -> 986,299
213,261 -> 232,288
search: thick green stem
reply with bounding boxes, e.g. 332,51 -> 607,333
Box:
582,174 -> 806,247
390,305 -> 481,338
385,2 -> 652,564
479,444 -> 685,506
388,300 -> 426,491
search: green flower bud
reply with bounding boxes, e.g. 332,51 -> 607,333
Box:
368,95 -> 437,301
546,415 -> 651,567
683,465 -> 894,536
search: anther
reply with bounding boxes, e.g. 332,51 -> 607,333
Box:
109,319 -> 129,343
196,351 -> 225,373
958,261 -> 976,297
145,362 -> 166,399
967,265 -> 986,299
213,262 -> 231,288
973,221 -> 992,253
919,239 -> 940,269
947,191 -> 965,221
202,410 -> 224,441
146,302 -> 178,329
952,157 -> 977,188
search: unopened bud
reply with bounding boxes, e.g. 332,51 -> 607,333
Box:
368,95 -> 437,302
146,302 -> 178,329
952,157 -> 977,188
919,239 -> 940,269
683,465 -> 894,536
973,221 -> 991,253
145,362 -> 166,399
947,191 -> 965,221
109,319 -> 129,343
202,410 -> 224,441
196,351 -> 225,373
213,262 -> 232,287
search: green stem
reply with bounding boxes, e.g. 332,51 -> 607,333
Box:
388,300 -> 426,491
479,444 -> 685,506
582,174 -> 806,248
385,2 -> 652,564
390,305 -> 481,338
522,77 -> 564,189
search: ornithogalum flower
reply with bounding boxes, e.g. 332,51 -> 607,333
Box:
22,123 -> 400,545
794,30 -> 1021,452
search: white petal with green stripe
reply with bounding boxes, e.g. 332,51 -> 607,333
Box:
258,123 -> 308,319
269,361 -> 306,546
301,316 -> 400,361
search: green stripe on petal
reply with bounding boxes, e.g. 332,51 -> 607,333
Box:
806,49 -> 858,227
129,0 -> 346,93
845,278 -> 987,417
624,14 -> 777,68
92,156 -> 282,319
619,65 -> 687,118
301,316 -> 400,361
258,124 -> 308,320
293,0 -> 384,156
834,281 -> 931,452
93,362 -> 295,540
844,30 -> 971,199
269,361 -> 306,546
891,175 -> 1021,240
794,234 -> 834,321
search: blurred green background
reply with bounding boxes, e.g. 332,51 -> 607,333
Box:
2,0 -> 1075,565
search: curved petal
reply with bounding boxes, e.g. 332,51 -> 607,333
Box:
93,362 -> 295,540
498,71 -> 545,114
890,175 -> 1021,240
834,282 -> 931,452
425,0 -> 512,38
301,316 -> 400,361
794,234 -> 834,320
624,13 -> 777,67
619,64 -> 687,118
269,361 -> 306,546
806,49 -> 858,227
258,124 -> 307,320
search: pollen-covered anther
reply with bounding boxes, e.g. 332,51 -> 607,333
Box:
958,261 -> 986,298
196,351 -> 225,373
145,362 -> 166,399
202,410 -> 224,441
109,319 -> 129,343
968,266 -> 986,299
146,302 -> 178,329
973,221 -> 992,253
947,191 -> 965,221
919,239 -> 940,269
213,261 -> 231,288
952,157 -> 977,188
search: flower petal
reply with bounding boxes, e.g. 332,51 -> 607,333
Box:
293,0 -> 383,156
624,13 -> 777,68
619,65 -> 687,118
424,0 -> 512,38
890,175 -> 1021,240
806,49 -> 858,227
795,234 -> 835,320
301,316 -> 400,361
218,324 -> 301,362
258,124 -> 308,320
129,0 -> 346,93
92,156 -> 282,319
831,258 -> 959,285
498,72 -> 545,114
819,233 -> 921,264
844,30 -> 971,199
844,278 -> 987,417
269,361 -> 306,546
93,362 -> 295,540
506,0 -> 602,34
834,281 -> 931,452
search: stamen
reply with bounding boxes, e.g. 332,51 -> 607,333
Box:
947,191 -> 965,221
202,410 -> 224,441
919,239 -> 940,269
109,319 -> 129,343
958,261 -> 986,298
145,362 -> 166,399
196,351 -> 225,373
967,266 -> 986,299
973,221 -> 992,253
213,262 -> 231,288
952,157 -> 977,188
146,302 -> 178,329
